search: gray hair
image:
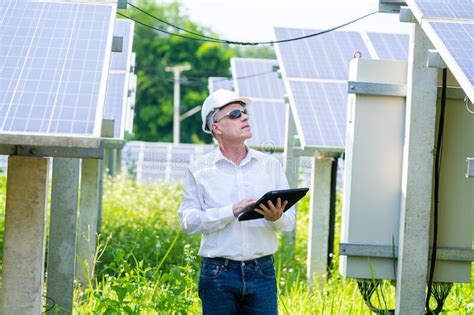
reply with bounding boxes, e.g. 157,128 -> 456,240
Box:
205,108 -> 220,134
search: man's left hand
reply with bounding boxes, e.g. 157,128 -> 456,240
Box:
254,197 -> 288,222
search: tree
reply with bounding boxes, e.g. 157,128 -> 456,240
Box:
124,0 -> 236,143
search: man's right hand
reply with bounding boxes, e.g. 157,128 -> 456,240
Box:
232,197 -> 257,218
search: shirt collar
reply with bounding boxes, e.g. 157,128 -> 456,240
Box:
213,144 -> 256,166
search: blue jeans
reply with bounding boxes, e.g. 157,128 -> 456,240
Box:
198,255 -> 278,315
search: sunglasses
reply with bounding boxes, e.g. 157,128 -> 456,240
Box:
214,108 -> 248,123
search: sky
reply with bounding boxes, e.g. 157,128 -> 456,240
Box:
165,0 -> 411,42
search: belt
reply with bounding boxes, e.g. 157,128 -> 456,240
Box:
202,255 -> 273,267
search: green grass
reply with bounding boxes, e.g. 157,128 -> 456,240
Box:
0,175 -> 472,314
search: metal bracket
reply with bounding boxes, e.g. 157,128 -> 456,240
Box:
427,49 -> 447,69
467,158 -> 474,178
348,81 -> 407,97
379,0 -> 407,13
348,81 -> 465,100
399,6 -> 416,23
293,147 -> 316,157
339,243 -> 474,262
117,0 -> 127,9
102,139 -> 125,150
0,143 -> 104,159
112,36 -> 123,53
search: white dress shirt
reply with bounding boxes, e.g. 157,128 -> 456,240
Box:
178,147 -> 296,261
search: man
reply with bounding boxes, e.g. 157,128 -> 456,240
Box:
178,89 -> 295,314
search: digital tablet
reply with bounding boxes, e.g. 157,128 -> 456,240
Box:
238,188 -> 309,221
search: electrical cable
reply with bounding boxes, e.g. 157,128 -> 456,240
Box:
118,6 -> 379,46
117,12 -> 224,43
153,71 -> 276,87
43,295 -> 56,313
425,68 -> 448,314
126,2 -> 228,43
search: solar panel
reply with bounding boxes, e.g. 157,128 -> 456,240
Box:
0,1 -> 115,147
408,0 -> 472,20
274,27 -> 409,150
246,101 -> 287,150
103,73 -> 128,138
208,77 -> 234,93
103,19 -> 134,139
274,28 -> 371,80
110,19 -> 134,71
288,81 -> 347,149
368,33 -> 409,60
406,0 -> 473,101
229,58 -> 287,150
231,58 -> 285,99
427,22 -> 473,86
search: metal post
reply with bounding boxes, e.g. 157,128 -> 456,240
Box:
307,152 -> 333,283
46,158 -> 80,314
165,64 -> 191,144
396,22 -> 438,314
75,158 -> 101,288
1,156 -> 49,314
283,105 -> 299,188
283,105 -> 299,244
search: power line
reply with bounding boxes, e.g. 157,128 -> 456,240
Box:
117,12 -> 224,43
119,4 -> 379,46
126,2 -> 228,43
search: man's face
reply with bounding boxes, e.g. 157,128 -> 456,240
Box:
212,102 -> 252,142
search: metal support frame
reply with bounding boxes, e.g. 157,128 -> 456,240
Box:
379,0 -> 407,13
396,22 -> 438,314
46,158 -> 81,314
467,158 -> 474,178
340,243 -> 474,262
0,143 -> 104,158
283,104 -> 299,244
111,36 -> 123,53
348,81 -> 407,97
347,81 -> 465,100
307,152 -> 337,283
75,158 -> 101,288
426,49 -> 447,69
399,6 -> 416,23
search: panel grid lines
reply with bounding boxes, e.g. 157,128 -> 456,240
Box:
0,1 -> 113,139
103,18 -> 134,139
275,27 -> 408,149
230,58 -> 287,149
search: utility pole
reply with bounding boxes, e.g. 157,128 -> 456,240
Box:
165,64 -> 191,144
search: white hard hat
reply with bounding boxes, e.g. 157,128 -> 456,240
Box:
201,89 -> 251,134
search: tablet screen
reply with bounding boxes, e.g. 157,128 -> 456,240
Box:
238,188 -> 309,221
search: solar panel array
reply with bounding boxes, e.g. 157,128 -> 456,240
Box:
274,27 -> 409,150
408,0 -> 472,19
230,58 -> 287,150
103,19 -> 135,139
406,0 -> 473,101
208,77 -> 234,92
367,32 -> 409,60
0,1 -> 115,147
121,142 -> 215,182
231,58 -> 286,99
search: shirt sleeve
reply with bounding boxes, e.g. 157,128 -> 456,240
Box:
267,160 -> 296,233
178,168 -> 235,235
